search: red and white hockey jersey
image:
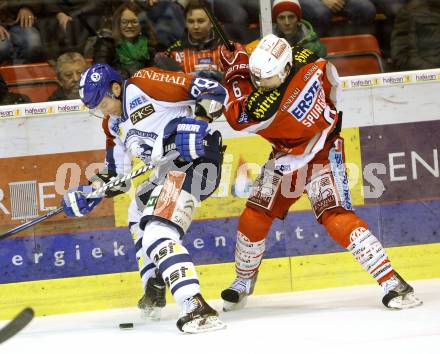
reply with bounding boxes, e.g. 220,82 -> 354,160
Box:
224,46 -> 342,172
101,67 -> 228,175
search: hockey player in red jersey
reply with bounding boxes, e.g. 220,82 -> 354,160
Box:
62,63 -> 227,333
219,34 -> 423,311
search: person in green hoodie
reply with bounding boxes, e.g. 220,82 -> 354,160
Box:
93,1 -> 157,79
246,0 -> 327,58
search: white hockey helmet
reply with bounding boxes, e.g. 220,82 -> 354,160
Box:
249,33 -> 292,88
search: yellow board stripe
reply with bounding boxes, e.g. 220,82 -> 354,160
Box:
1,243 -> 439,320
113,127 -> 364,227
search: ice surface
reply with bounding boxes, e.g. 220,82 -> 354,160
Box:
2,278 -> 439,354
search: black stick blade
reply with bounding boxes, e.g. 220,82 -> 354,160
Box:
0,308 -> 35,344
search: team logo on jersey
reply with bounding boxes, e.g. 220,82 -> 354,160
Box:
130,103 -> 155,124
129,95 -> 148,110
288,77 -> 326,127
237,111 -> 249,124
109,119 -> 120,135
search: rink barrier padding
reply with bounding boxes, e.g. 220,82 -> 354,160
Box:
0,242 -> 439,320
1,69 -> 440,319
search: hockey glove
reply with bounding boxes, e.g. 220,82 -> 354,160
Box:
62,185 -> 102,218
175,117 -> 208,162
219,43 -> 250,84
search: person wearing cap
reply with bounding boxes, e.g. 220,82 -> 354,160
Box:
246,0 -> 327,58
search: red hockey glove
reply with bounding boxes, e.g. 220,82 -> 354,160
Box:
220,43 -> 250,84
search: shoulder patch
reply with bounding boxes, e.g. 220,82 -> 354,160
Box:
292,46 -> 318,65
246,88 -> 283,121
290,45 -> 319,77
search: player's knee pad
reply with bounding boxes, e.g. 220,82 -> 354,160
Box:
142,220 -> 200,303
235,230 -> 265,278
347,227 -> 393,281
247,164 -> 283,216
238,206 -> 274,242
139,171 -> 197,237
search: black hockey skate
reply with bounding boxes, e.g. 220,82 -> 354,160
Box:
221,272 -> 258,312
138,275 -> 166,320
176,294 -> 226,334
381,272 -> 423,309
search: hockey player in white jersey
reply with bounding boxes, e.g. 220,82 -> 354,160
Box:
61,63 -> 227,333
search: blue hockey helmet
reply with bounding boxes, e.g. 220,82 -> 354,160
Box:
79,64 -> 123,109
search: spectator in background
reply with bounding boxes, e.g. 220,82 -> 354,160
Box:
211,0 -> 260,43
93,2 -> 157,79
371,0 -> 408,18
0,73 -> 31,104
391,0 -> 440,71
299,0 -> 377,36
0,2 -> 44,64
144,0 -> 187,49
371,0 -> 408,59
48,52 -> 88,101
159,0 -> 230,81
45,0 -> 104,58
246,0 -> 327,58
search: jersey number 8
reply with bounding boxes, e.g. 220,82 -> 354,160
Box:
190,77 -> 219,97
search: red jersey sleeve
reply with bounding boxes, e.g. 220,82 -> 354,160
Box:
223,77 -> 254,131
129,68 -> 194,102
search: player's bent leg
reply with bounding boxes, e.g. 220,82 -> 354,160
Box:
221,207 -> 273,311
137,269 -> 166,320
321,209 -> 422,309
141,220 -> 225,333
140,172 -> 226,333
129,221 -> 165,320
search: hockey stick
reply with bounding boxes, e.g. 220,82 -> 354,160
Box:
0,308 -> 34,344
0,163 -> 155,241
202,4 -> 234,51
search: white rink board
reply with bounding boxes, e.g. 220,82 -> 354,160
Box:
0,69 -> 439,158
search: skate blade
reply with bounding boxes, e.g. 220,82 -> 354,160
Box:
223,296 -> 248,312
181,316 -> 227,334
140,307 -> 162,321
387,293 -> 423,310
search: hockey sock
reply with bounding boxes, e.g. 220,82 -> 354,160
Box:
235,231 -> 265,279
130,223 -> 156,290
142,221 -> 200,304
347,227 -> 394,282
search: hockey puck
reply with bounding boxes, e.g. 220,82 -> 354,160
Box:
119,323 -> 134,329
